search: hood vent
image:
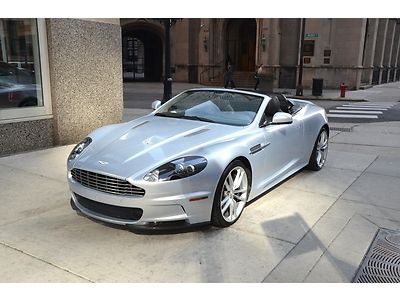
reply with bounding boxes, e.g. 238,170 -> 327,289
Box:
184,128 -> 210,137
131,121 -> 149,130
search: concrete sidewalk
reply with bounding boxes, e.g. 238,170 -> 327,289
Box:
1,119 -> 400,282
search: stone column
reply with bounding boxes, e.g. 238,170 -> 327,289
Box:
46,18 -> 123,145
373,19 -> 388,84
389,22 -> 400,82
382,19 -> 396,83
395,27 -> 400,81
361,19 -> 379,85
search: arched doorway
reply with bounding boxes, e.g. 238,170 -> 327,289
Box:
225,19 -> 256,71
122,27 -> 163,82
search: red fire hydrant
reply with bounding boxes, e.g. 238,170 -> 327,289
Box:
340,82 -> 347,98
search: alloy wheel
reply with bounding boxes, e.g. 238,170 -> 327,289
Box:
316,130 -> 328,168
220,166 -> 248,223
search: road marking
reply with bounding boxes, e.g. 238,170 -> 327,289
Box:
342,104 -> 393,108
327,114 -> 379,119
328,110 -> 383,114
335,107 -> 388,111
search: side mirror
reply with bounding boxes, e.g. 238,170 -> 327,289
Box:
151,100 -> 162,110
271,112 -> 293,125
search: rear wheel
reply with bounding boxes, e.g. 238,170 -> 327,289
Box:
211,160 -> 251,227
308,127 -> 329,171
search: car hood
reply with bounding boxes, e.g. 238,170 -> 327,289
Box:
73,115 -> 242,179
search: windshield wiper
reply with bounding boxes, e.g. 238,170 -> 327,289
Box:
154,112 -> 183,118
155,112 -> 215,123
181,115 -> 215,123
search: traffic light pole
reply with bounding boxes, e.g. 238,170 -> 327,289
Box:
163,19 -> 172,103
296,18 -> 306,96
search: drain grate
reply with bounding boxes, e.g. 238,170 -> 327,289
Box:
330,127 -> 353,132
353,228 -> 400,283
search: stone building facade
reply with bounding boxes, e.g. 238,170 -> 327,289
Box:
0,18 -> 123,156
122,18 -> 400,89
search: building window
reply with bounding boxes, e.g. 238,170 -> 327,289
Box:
0,18 -> 51,123
303,40 -> 315,56
324,49 -> 331,57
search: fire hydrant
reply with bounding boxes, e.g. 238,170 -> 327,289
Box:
340,82 -> 347,98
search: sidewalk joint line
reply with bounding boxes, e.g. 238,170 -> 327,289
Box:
263,155 -> 378,282
232,227 -> 297,246
340,197 -> 400,213
0,241 -> 94,283
302,214 -> 355,282
0,162 -> 66,184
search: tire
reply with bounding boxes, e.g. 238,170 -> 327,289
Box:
211,160 -> 251,227
308,127 -> 329,171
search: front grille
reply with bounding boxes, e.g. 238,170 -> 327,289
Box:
71,168 -> 145,196
75,193 -> 143,221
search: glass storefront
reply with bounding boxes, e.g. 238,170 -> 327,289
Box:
0,18 -> 43,110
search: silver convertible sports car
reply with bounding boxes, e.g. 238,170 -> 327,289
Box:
68,88 -> 329,229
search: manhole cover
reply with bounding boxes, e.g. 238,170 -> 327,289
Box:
353,228 -> 400,283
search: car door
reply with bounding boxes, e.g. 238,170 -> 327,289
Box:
260,114 -> 304,188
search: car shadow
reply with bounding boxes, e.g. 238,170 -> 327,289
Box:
261,212 -> 357,282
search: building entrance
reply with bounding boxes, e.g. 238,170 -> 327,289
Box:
122,28 -> 162,82
225,19 -> 256,71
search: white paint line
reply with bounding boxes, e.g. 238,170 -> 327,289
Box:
328,110 -> 383,114
335,107 -> 388,111
327,114 -> 379,119
342,104 -> 393,109
350,102 -> 393,104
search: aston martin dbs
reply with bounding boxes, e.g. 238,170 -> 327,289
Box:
67,88 -> 329,229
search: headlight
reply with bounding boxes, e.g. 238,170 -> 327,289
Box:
144,156 -> 207,182
68,137 -> 92,161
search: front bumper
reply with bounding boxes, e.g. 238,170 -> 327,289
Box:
67,168 -> 218,228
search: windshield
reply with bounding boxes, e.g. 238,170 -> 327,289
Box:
155,90 -> 264,126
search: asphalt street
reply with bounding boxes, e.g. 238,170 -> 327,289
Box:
123,81 -> 400,124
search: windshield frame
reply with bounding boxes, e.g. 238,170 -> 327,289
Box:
154,89 -> 265,127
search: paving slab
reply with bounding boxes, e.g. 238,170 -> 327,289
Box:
330,130 -> 400,148
324,150 -> 377,172
0,204 -> 293,282
329,142 -> 400,157
264,198 -> 400,282
303,214 -> 378,282
284,167 -> 361,198
0,145 -> 73,183
0,244 -> 88,283
365,154 -> 400,178
0,165 -> 68,226
341,172 -> 400,211
235,185 -> 336,244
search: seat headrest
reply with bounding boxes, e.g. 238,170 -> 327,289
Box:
265,96 -> 281,117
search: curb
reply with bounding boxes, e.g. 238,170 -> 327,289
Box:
288,95 -> 367,102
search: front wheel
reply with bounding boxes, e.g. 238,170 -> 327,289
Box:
211,160 -> 251,227
308,127 -> 329,171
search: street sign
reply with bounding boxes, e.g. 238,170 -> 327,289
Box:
305,33 -> 319,38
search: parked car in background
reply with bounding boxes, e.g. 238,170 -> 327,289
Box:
0,61 -> 39,108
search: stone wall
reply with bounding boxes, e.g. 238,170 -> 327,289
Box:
0,119 -> 54,157
46,18 -> 123,145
